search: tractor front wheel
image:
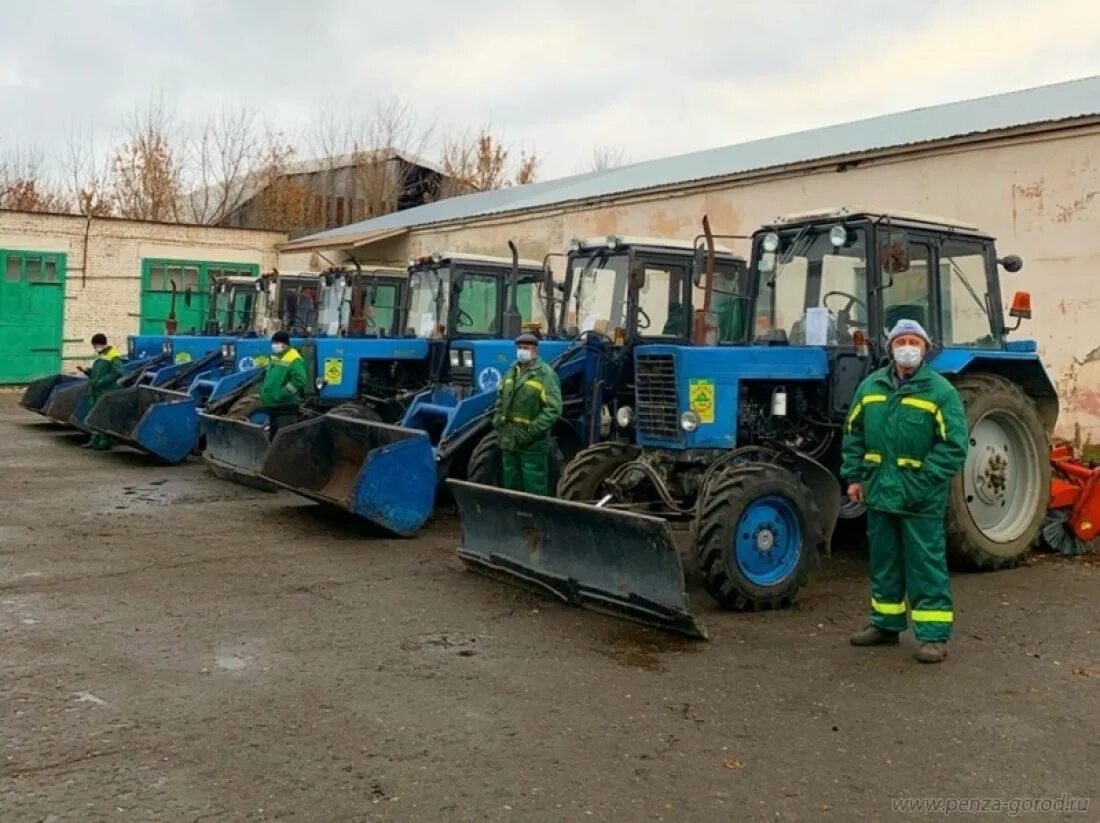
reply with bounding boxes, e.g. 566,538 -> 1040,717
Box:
556,442 -> 641,501
692,464 -> 823,610
466,431 -> 565,490
946,374 -> 1049,570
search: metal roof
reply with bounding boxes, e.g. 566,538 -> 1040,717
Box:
768,207 -> 980,232
289,75 -> 1100,249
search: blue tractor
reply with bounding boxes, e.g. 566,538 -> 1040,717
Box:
449,208 -> 1055,638
212,249 -> 551,501
78,270 -> 342,462
259,236 -> 747,535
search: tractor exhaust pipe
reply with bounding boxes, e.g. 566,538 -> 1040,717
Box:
502,240 -> 522,339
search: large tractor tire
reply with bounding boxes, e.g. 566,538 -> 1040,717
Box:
692,464 -> 823,610
466,431 -> 566,489
946,374 -> 1049,570
328,402 -> 384,423
556,442 -> 641,501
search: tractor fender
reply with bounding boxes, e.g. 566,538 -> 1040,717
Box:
772,443 -> 842,551
932,348 -> 1059,435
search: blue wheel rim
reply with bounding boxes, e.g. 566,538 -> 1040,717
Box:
733,495 -> 802,587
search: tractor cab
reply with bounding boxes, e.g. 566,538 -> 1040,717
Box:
342,267 -> 406,338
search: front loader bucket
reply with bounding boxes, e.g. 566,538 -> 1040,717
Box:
43,379 -> 91,426
260,415 -> 437,536
199,413 -> 278,491
84,386 -> 198,464
21,374 -> 84,415
447,480 -> 706,639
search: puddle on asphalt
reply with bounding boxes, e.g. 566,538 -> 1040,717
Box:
594,624 -> 702,672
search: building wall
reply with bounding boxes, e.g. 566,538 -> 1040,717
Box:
348,126 -> 1100,440
0,210 -> 284,364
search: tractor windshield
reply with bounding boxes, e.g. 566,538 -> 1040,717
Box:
406,267 -> 450,338
752,225 -> 869,346
210,281 -> 257,333
562,251 -> 690,340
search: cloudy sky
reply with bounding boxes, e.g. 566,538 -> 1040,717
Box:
2,0 -> 1100,181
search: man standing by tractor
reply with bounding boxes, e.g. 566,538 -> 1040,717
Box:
841,319 -> 969,664
258,330 -> 308,441
78,333 -> 123,451
492,333 -> 563,495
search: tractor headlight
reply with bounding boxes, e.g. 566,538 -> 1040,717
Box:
315,377 -> 326,391
221,344 -> 230,359
680,410 -> 701,432
162,340 -> 173,355
616,405 -> 634,428
127,338 -> 135,357
829,224 -> 848,248
762,232 -> 780,253
461,350 -> 474,368
449,349 -> 461,368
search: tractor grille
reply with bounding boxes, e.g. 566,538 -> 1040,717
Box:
450,367 -> 472,388
635,354 -> 680,442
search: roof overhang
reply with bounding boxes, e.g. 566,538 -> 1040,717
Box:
278,226 -> 410,253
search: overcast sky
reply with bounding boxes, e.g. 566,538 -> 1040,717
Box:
2,0 -> 1100,181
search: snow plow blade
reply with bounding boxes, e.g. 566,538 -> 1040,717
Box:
259,414 -> 437,536
447,480 -> 706,639
21,374 -> 84,415
199,412 -> 278,491
84,386 -> 197,464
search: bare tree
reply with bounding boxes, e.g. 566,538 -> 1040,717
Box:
184,107 -> 278,225
0,146 -> 68,212
438,126 -> 539,197
62,127 -> 113,217
248,143 -> 318,231
110,99 -> 184,222
587,145 -> 629,173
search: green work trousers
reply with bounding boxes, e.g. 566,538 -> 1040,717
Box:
88,392 -> 112,450
867,510 -> 954,643
501,438 -> 551,496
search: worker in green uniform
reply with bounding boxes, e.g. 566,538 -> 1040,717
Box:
841,319 -> 969,664
258,330 -> 308,441
78,333 -> 123,451
492,333 -> 563,495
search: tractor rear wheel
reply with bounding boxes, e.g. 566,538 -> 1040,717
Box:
946,374 -> 1049,570
328,402 -> 384,422
693,464 -> 823,610
467,431 -> 565,489
556,442 -> 641,501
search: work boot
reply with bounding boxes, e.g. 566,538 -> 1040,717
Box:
914,643 -> 948,664
849,626 -> 900,647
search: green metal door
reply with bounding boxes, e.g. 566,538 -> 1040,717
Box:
0,250 -> 67,383
139,260 -> 260,335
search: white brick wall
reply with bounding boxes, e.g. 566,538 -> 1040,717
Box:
0,211 -> 285,364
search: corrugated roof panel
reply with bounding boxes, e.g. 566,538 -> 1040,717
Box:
291,75 -> 1100,248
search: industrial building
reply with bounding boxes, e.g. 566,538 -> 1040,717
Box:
3,75 -> 1100,438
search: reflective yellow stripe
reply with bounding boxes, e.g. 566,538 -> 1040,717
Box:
901,396 -> 947,440
846,394 -> 887,433
523,378 -> 548,402
911,609 -> 953,623
282,349 -> 302,363
511,416 -> 531,424
864,452 -> 882,464
897,457 -> 923,468
871,598 -> 907,615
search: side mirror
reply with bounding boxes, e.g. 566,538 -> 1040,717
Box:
1000,255 -> 1024,273
184,287 -> 193,308
629,259 -> 646,290
691,245 -> 706,287
879,229 -> 910,275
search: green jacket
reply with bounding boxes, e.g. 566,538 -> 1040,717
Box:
492,357 -> 563,451
840,362 -> 969,518
259,347 -> 308,408
88,346 -> 123,397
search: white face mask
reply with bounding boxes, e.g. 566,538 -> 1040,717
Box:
516,348 -> 534,364
272,343 -> 287,355
893,344 -> 923,368
93,346 -> 104,355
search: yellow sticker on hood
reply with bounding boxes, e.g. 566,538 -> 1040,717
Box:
689,379 -> 715,424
